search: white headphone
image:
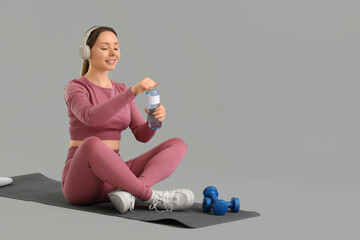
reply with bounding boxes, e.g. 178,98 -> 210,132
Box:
79,26 -> 100,60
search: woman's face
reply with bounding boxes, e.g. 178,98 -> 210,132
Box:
89,31 -> 120,72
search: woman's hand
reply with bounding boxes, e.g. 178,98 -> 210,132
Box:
131,77 -> 159,95
145,104 -> 166,122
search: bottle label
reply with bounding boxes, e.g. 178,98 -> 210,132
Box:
146,95 -> 160,105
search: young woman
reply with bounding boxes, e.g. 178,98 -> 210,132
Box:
62,26 -> 194,213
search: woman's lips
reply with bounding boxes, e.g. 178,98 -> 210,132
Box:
106,60 -> 116,64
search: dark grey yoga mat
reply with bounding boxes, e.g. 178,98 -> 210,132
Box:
0,173 -> 260,228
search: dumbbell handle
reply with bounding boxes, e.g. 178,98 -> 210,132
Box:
207,192 -> 220,202
213,198 -> 240,215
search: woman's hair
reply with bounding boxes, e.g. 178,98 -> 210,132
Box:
81,26 -> 117,76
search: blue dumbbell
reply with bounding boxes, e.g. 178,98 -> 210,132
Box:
202,186 -> 240,216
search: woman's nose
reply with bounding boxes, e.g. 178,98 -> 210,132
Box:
109,48 -> 115,56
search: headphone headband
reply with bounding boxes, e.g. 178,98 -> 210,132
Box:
81,26 -> 99,46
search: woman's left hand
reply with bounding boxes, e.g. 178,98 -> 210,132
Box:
145,104 -> 166,122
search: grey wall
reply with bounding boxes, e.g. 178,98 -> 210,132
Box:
0,0 -> 359,239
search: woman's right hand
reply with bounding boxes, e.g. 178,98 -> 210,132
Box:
131,77 -> 159,95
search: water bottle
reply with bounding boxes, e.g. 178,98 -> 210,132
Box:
146,87 -> 162,130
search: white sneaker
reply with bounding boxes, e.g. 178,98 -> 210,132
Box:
0,177 -> 13,187
108,190 -> 135,213
148,189 -> 195,212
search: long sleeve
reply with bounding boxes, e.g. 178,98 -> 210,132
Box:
129,98 -> 157,143
64,81 -> 136,127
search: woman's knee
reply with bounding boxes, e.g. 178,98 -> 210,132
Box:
167,138 -> 188,153
82,136 -> 102,144
80,136 -> 103,152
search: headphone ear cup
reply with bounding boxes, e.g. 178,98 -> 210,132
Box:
79,26 -> 99,60
79,44 -> 91,60
79,45 -> 85,59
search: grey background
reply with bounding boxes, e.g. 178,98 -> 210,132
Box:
0,0 -> 359,239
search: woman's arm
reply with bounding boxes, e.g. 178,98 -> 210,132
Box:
128,99 -> 156,143
64,82 -> 136,127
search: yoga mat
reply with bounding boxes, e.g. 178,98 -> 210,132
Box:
0,173 -> 260,228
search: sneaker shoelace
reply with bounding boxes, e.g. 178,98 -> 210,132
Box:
148,191 -> 176,212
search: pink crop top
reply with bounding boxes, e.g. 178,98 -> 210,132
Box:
64,77 -> 156,142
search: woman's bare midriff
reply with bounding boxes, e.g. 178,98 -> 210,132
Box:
69,140 -> 120,151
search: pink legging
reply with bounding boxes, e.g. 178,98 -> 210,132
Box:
61,136 -> 187,205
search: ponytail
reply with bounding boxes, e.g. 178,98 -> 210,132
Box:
81,59 -> 89,76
